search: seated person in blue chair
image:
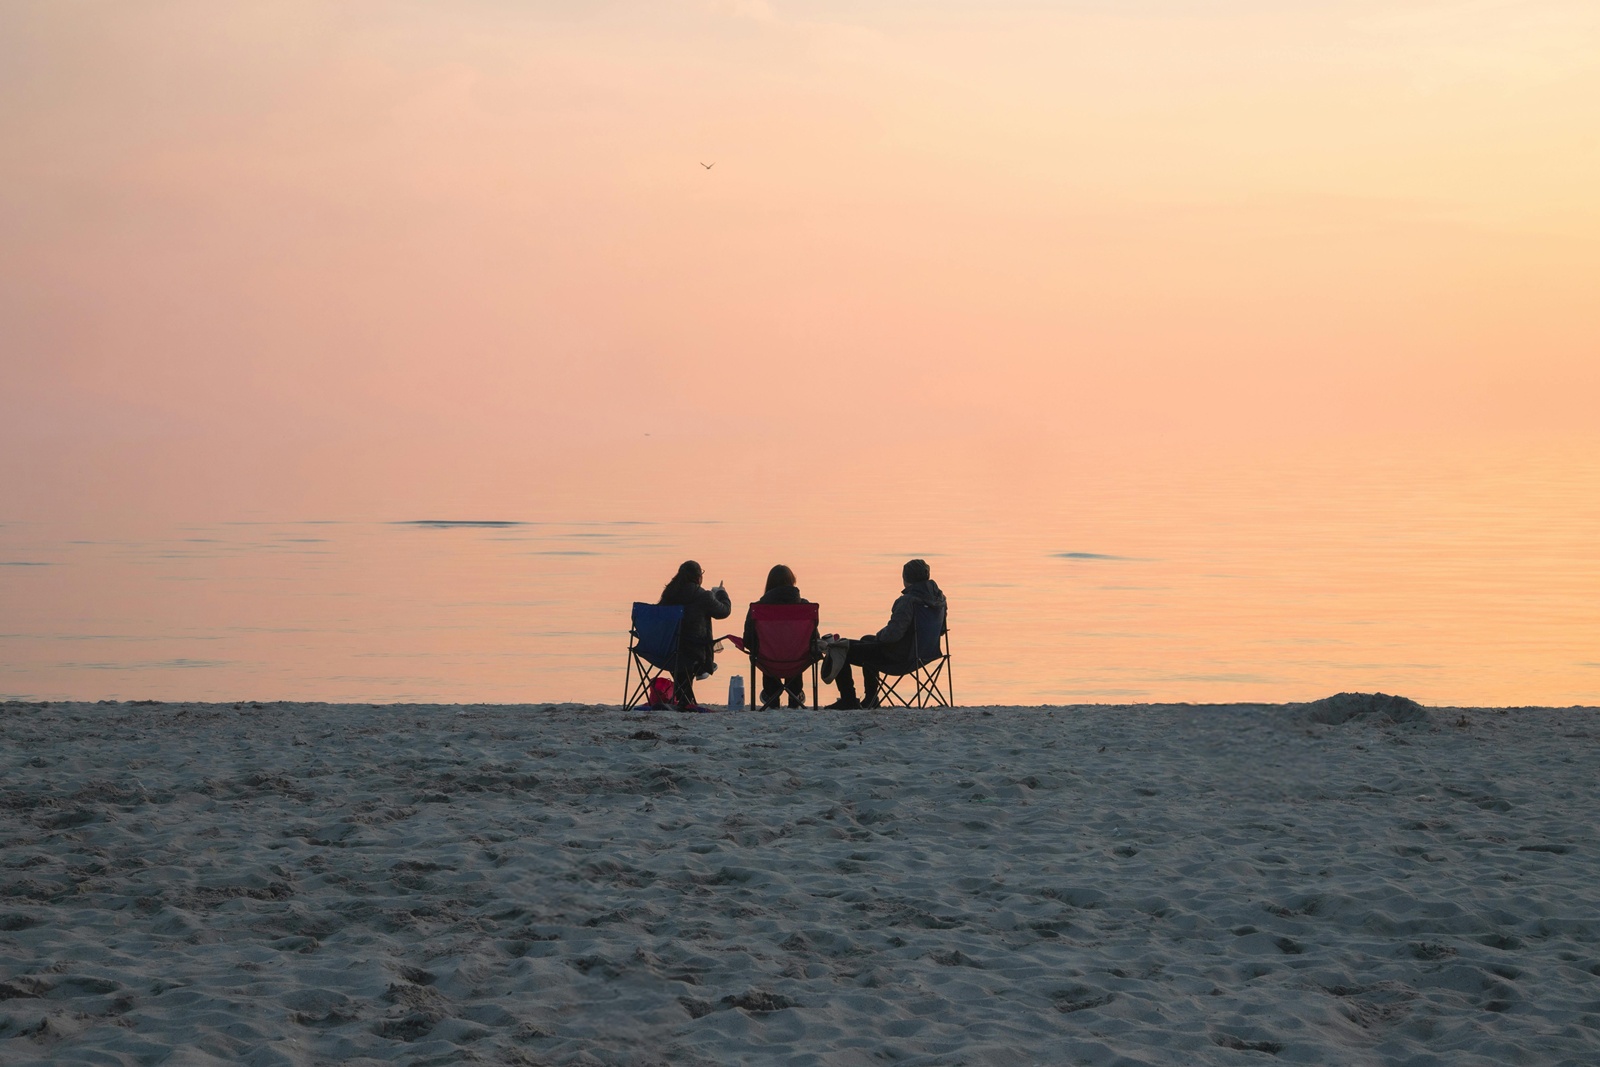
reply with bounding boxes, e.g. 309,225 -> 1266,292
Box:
658,559 -> 731,712
822,558 -> 946,710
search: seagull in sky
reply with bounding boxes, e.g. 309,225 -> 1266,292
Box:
701,162 -> 715,169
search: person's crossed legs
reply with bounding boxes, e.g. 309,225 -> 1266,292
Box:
672,649 -> 716,711
827,636 -> 904,709
759,671 -> 806,709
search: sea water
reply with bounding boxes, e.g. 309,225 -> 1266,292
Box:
3,437 -> 1598,707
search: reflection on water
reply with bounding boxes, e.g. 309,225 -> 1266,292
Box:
3,439 -> 1597,706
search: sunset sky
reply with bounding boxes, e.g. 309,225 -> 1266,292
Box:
3,0 -> 1597,523
3,2 -> 1599,706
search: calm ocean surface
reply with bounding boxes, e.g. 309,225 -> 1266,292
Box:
4,438 -> 1597,707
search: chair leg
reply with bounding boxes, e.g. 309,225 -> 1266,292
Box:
934,630 -> 947,703
624,651 -> 670,711
877,672 -> 904,708
624,652 -> 641,711
920,658 -> 950,708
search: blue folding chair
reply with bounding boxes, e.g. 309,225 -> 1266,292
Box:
623,603 -> 684,710
875,602 -> 954,708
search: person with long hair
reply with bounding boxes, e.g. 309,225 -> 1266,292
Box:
742,564 -> 820,709
658,559 -> 731,712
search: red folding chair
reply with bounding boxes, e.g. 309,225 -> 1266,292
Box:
739,602 -> 821,709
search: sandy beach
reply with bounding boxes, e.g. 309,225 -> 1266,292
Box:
2,698 -> 1598,1065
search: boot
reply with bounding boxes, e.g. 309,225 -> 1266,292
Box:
862,669 -> 882,709
825,680 -> 861,710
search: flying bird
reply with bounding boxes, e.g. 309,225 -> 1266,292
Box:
701,162 -> 715,169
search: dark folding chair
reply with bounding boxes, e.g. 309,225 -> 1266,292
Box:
875,602 -> 954,708
623,602 -> 683,710
743,602 -> 822,709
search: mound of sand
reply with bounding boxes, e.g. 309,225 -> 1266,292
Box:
1300,691 -> 1428,725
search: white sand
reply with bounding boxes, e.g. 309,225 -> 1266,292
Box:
2,699 -> 1598,1066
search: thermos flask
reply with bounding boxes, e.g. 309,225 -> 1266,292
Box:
728,674 -> 745,710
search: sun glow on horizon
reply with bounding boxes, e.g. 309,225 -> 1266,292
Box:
2,2 -> 1597,704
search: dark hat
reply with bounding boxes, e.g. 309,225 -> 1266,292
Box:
902,558 -> 930,583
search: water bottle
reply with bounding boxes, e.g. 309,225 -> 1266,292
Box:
728,674 -> 745,710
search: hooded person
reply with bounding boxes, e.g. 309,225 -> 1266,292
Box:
822,559 -> 947,709
658,559 -> 732,711
742,564 -> 820,709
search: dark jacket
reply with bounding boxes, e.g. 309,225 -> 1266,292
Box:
868,579 -> 947,665
742,584 -> 816,659
660,583 -> 732,671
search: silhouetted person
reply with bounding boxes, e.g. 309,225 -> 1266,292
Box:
743,564 -> 820,709
823,558 -> 946,709
658,560 -> 731,712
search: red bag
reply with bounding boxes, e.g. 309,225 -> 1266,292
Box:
648,677 -> 675,709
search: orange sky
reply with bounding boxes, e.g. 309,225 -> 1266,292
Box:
2,0 -> 1597,523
